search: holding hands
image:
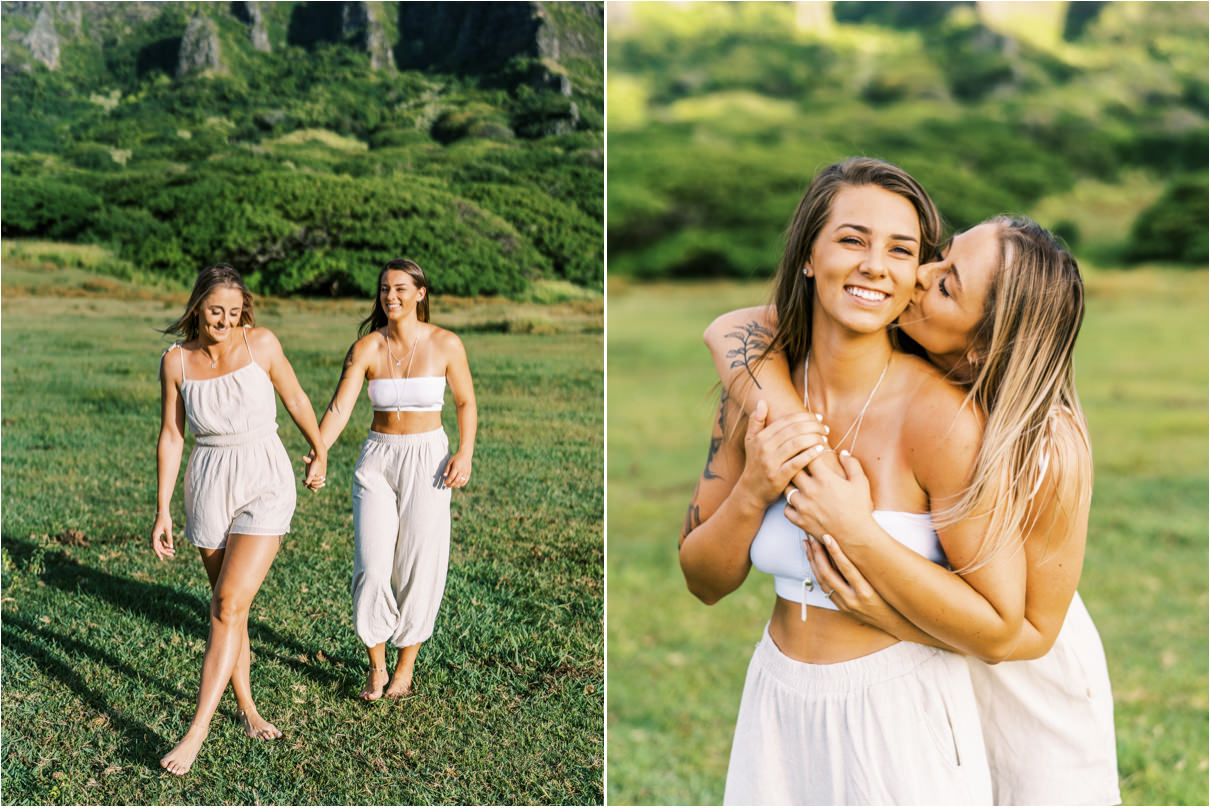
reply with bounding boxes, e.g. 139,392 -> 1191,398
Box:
738,400 -> 831,503
783,449 -> 873,542
783,447 -> 900,631
301,450 -> 328,492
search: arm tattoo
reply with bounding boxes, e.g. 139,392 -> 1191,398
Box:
680,503 -> 702,547
725,320 -> 773,390
327,346 -> 356,417
682,390 -> 729,546
680,478 -> 704,547
702,390 -> 728,480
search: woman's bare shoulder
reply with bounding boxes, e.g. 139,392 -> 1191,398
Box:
897,354 -> 982,469
426,324 -> 464,352
244,325 -> 285,355
159,343 -> 184,381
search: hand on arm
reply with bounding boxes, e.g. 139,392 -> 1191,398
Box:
805,533 -> 953,649
441,333 -> 477,489
703,306 -> 803,422
785,401 -> 1026,663
679,398 -> 829,604
152,351 -> 186,560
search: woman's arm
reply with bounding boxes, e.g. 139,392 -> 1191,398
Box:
786,395 -> 1027,663
679,398 -> 828,604
315,337 -> 374,450
440,331 -> 477,488
703,306 -> 804,422
151,350 -> 187,560
997,426 -> 1089,659
252,328 -> 326,489
805,533 -> 954,649
805,465 -> 1086,662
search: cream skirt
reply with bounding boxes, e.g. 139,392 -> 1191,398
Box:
967,592 -> 1120,805
723,625 -> 992,806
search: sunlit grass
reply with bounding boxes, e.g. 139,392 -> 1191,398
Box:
1,256 -> 604,805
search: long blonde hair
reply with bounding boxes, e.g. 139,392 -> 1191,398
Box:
938,216 -> 1092,565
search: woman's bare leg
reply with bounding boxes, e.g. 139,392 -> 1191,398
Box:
161,534 -> 280,775
360,642 -> 389,700
386,642 -> 420,698
197,548 -> 282,741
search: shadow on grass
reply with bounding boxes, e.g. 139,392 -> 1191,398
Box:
2,628 -> 167,769
3,536 -> 365,693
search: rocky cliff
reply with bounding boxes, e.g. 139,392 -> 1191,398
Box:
1,1 -> 601,86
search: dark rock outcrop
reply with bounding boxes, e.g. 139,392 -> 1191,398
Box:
341,2 -> 395,72
397,2 -> 554,74
231,1 -> 271,52
176,16 -> 225,77
24,4 -> 59,70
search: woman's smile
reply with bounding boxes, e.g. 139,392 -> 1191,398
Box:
844,284 -> 892,305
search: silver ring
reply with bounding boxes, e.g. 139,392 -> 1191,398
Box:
786,487 -> 798,508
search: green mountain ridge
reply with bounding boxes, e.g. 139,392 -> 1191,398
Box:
1,1 -> 605,298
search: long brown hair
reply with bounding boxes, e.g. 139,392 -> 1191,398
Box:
939,216 -> 1091,566
163,263 -> 254,341
358,258 -> 430,336
765,157 -> 944,369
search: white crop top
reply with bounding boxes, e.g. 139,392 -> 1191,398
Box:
367,376 -> 446,412
749,498 -> 947,617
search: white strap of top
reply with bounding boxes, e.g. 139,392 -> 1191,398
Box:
242,325 -> 256,366
177,343 -> 186,380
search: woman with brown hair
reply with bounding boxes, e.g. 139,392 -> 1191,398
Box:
151,263 -> 327,775
308,258 -> 477,701
680,158 -> 1025,804
702,216 -> 1118,804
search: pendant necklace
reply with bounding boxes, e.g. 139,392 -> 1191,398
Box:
384,327 -> 421,421
384,327 -> 420,372
803,350 -> 891,455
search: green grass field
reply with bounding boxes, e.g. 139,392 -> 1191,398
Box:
605,269 -> 1209,806
0,250 -> 603,805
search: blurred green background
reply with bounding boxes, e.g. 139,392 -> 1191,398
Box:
605,2 -> 1208,805
607,1 -> 1207,278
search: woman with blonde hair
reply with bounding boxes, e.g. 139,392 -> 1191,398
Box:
151,263 -> 327,775
308,258 -> 476,701
702,216 -> 1118,804
680,157 -> 1032,804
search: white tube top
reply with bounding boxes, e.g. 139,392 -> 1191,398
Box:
367,376 -> 445,412
750,498 -> 947,612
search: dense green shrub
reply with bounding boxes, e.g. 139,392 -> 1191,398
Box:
1124,175 -> 1209,265
82,169 -> 541,297
431,103 -> 514,144
459,183 -> 603,287
0,176 -> 104,239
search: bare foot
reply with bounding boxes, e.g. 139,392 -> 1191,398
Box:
238,709 -> 283,741
359,666 -> 389,701
160,730 -> 207,776
385,669 -> 413,699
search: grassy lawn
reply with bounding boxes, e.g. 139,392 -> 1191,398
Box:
0,251 -> 604,805
605,269 -> 1208,806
